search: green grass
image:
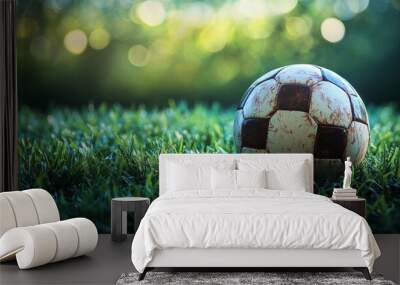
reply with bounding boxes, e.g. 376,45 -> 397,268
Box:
18,103 -> 400,233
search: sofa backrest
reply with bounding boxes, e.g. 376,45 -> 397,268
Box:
159,153 -> 314,195
0,189 -> 60,237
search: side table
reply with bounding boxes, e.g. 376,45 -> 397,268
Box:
331,197 -> 366,218
111,197 -> 150,242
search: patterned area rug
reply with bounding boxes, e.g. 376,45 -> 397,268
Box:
116,272 -> 395,285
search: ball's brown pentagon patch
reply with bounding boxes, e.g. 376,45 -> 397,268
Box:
241,118 -> 269,150
314,159 -> 344,180
314,125 -> 347,159
277,84 -> 311,112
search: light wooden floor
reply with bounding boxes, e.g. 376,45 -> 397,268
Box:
0,234 -> 399,285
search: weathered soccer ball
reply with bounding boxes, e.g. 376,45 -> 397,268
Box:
234,64 -> 369,171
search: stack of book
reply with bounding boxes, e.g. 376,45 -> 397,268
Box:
332,188 -> 357,200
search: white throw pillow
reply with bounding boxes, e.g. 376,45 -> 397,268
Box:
167,163 -> 211,191
211,169 -> 267,191
237,159 -> 309,191
211,168 -> 236,190
166,159 -> 236,192
236,169 -> 267,189
265,164 -> 307,191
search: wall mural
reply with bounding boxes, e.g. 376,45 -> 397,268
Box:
17,0 -> 400,233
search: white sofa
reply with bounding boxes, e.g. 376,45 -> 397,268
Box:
0,188 -> 98,269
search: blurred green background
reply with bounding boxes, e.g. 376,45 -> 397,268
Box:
17,0 -> 400,108
17,0 -> 400,233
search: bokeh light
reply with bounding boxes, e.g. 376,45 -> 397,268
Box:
89,29 -> 110,50
181,2 -> 214,27
198,21 -> 233,53
136,0 -> 166,27
235,0 -> 297,17
348,0 -> 369,14
128,45 -> 150,67
320,17 -> 345,43
334,0 -> 369,20
213,59 -> 239,83
246,19 -> 274,39
268,0 -> 298,15
64,29 -> 87,54
285,16 -> 312,39
234,0 -> 269,19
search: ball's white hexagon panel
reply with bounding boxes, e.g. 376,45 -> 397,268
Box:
267,110 -> 318,153
275,64 -> 322,86
345,121 -> 369,164
251,67 -> 284,87
233,109 -> 244,152
321,67 -> 358,96
309,81 -> 352,128
241,147 -> 268,153
350,95 -> 369,126
239,67 -> 284,109
243,79 -> 279,119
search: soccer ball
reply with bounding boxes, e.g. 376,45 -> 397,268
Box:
234,64 -> 369,171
